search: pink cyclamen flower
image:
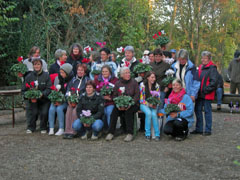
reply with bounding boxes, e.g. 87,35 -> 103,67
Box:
150,91 -> 160,97
82,110 -> 91,117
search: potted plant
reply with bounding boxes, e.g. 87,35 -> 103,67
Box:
24,81 -> 42,103
165,104 -> 181,116
153,30 -> 170,50
116,46 -> 125,64
162,69 -> 175,88
48,85 -> 65,106
146,91 -> 161,109
10,56 -> 28,77
80,110 -> 95,127
133,63 -> 152,77
66,87 -> 80,108
113,87 -> 135,110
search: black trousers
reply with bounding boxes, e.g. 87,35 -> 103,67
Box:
164,118 -> 188,138
26,99 -> 50,131
108,105 -> 138,135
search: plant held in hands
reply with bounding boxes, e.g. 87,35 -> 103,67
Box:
113,87 -> 135,108
24,81 -> 42,102
165,104 -> 181,115
10,56 -> 28,77
133,63 -> 152,74
80,110 -> 95,125
67,87 -> 80,107
48,85 -> 64,104
146,91 -> 161,107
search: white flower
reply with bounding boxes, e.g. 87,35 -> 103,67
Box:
117,47 -> 124,53
165,69 -> 175,76
119,87 -> 125,93
96,64 -> 102,70
161,30 -> 165,34
164,58 -> 175,65
108,83 -> 115,87
34,81 -> 38,86
56,85 -> 61,91
68,91 -> 71,96
83,45 -> 92,54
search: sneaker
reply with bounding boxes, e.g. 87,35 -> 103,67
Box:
81,133 -> 87,140
55,129 -> 64,136
26,129 -> 32,134
155,136 -> 160,141
145,136 -> 151,141
190,130 -> 203,135
91,134 -> 98,140
105,133 -> 114,141
124,134 -> 133,142
41,130 -> 47,134
48,128 -> 54,136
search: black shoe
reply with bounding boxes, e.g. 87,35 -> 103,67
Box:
145,136 -> 151,141
203,132 -> 211,136
217,105 -> 221,110
155,136 -> 160,141
63,134 -> 74,139
190,130 -> 203,135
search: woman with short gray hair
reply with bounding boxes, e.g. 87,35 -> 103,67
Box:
49,49 -> 68,75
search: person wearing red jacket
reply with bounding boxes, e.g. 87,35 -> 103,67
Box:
191,51 -> 218,136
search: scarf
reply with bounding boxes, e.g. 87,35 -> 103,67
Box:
167,88 -> 186,105
70,53 -> 82,61
175,61 -> 187,89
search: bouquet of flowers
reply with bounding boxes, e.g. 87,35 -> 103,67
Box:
10,56 -> 28,77
146,91 -> 161,107
80,110 -> 95,125
67,87 -> 80,107
133,63 -> 152,75
153,30 -> 170,47
113,87 -> 135,108
162,69 -> 175,88
116,46 -> 125,64
91,69 -> 101,76
48,85 -> 64,105
83,45 -> 93,61
24,81 -> 42,102
165,104 -> 181,115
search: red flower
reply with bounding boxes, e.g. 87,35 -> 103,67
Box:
60,61 -> 65,66
125,61 -> 130,67
51,85 -> 57,91
139,59 -> 143,63
17,56 -> 23,62
30,81 -> 35,88
71,87 -> 76,92
158,31 -> 162,36
153,34 -> 158,39
77,88 -> 80,92
122,48 -> 124,53
26,83 -> 30,89
91,48 -> 94,51
82,58 -> 90,63
118,89 -> 122,94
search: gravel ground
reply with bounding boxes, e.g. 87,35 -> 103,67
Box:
0,105 -> 240,180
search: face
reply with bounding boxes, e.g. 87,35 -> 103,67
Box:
172,82 -> 182,93
59,53 -> 67,62
171,53 -> 176,58
100,51 -> 109,61
178,57 -> 187,65
73,47 -> 80,55
77,67 -> 85,77
33,49 -> 40,58
125,51 -> 134,61
149,54 -> 154,63
102,68 -> 110,78
121,69 -> 131,80
110,54 -> 116,62
201,56 -> 210,65
147,74 -> 156,85
154,54 -> 163,63
60,69 -> 67,79
86,85 -> 94,95
33,61 -> 42,71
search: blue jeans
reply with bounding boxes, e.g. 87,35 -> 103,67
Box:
216,88 -> 223,105
72,119 -> 103,136
48,102 -> 67,129
104,105 -> 114,126
160,91 -> 166,109
140,104 -> 160,137
195,99 -> 212,133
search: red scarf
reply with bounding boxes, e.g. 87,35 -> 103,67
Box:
70,53 -> 81,61
60,61 -> 65,66
167,88 -> 186,105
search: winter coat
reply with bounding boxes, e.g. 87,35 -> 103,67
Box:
76,92 -> 104,121
171,60 -> 200,98
66,75 -> 90,96
139,82 -> 160,106
66,55 -> 83,76
197,61 -> 218,100
54,71 -> 74,95
228,58 -> 240,83
49,62 -> 60,75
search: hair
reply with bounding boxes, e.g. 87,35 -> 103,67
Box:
100,47 -> 111,55
119,67 -> 130,76
86,80 -> 96,89
90,51 -> 100,62
76,63 -> 87,72
153,48 -> 163,56
148,52 -> 154,56
124,46 -> 135,54
69,43 -> 83,56
201,51 -> 212,60
101,65 -> 112,75
163,51 -> 172,58
143,71 -> 156,85
172,78 -> 183,87
55,49 -> 67,59
28,46 -> 40,58
31,57 -> 42,65
177,49 -> 189,60
111,51 -> 117,58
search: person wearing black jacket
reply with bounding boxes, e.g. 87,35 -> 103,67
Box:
72,81 -> 104,140
49,49 -> 67,75
21,58 -> 51,134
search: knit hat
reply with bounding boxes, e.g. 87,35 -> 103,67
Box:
60,63 -> 73,75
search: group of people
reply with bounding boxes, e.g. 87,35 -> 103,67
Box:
21,43 -> 223,142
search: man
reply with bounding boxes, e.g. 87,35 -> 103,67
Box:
228,50 -> 240,94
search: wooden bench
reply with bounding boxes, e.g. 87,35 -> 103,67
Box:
0,89 -> 21,127
213,93 -> 240,104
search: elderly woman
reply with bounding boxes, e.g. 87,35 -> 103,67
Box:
139,71 -> 161,141
21,58 -> 51,134
48,63 -> 74,136
163,79 -> 194,141
171,49 -> 200,102
72,81 -> 104,140
49,49 -> 68,75
66,43 -> 84,76
63,64 -> 90,139
105,67 -> 140,142
192,51 -> 218,136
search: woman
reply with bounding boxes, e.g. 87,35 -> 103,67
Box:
21,58 -> 51,134
105,67 -> 140,142
192,51 -> 218,136
66,43 -> 84,76
139,71 -> 161,141
63,64 -> 90,139
163,79 -> 194,141
94,65 -> 118,128
72,81 -> 104,140
48,63 -> 74,136
49,49 -> 68,75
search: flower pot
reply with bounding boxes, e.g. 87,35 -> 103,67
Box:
139,72 -> 145,78
31,99 -> 37,103
168,83 -> 172,88
71,103 -> 77,108
18,72 -> 23,77
54,102 -> 61,106
94,75 -> 99,79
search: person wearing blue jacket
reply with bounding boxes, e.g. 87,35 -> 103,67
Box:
161,78 -> 194,141
171,49 -> 200,102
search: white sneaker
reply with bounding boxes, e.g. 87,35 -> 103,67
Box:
124,134 -> 133,142
91,134 -> 98,140
81,133 -> 87,140
105,133 -> 114,141
41,130 -> 47,134
49,128 -> 54,135
26,129 -> 32,134
55,129 -> 64,136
